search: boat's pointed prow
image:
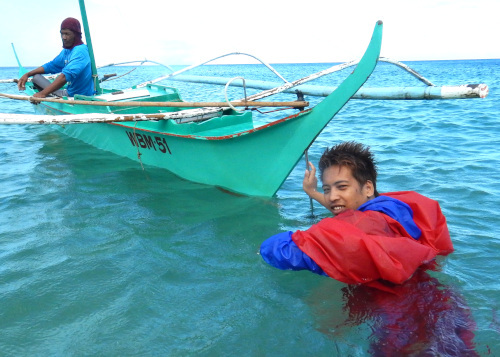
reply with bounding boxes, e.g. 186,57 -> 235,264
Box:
312,19 -> 382,116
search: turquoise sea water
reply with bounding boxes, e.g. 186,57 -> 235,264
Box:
0,59 -> 499,356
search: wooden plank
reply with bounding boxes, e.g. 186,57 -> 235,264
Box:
0,101 -> 239,124
0,92 -> 308,108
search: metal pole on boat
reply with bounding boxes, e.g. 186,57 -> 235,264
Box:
78,0 -> 101,94
305,149 -> 314,217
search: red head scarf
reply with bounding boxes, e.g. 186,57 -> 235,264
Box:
61,17 -> 84,49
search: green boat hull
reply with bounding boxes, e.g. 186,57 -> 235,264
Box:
28,21 -> 383,197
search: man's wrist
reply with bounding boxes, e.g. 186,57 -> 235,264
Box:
306,189 -> 318,198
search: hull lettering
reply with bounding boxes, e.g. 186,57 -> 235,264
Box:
126,131 -> 171,154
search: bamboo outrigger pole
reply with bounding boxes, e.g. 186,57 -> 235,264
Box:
78,0 -> 101,94
0,92 -> 308,108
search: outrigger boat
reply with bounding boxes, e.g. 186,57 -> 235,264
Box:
0,1 -> 489,197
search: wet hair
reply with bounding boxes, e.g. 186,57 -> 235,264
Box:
318,141 -> 379,196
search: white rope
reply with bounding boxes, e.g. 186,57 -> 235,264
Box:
224,77 -> 247,113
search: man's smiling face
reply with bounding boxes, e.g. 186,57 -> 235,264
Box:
321,165 -> 374,216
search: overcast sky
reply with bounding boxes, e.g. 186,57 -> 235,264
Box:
1,0 -> 498,68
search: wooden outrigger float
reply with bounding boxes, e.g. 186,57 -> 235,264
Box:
0,0 -> 489,197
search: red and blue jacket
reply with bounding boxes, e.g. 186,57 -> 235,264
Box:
260,191 -> 453,286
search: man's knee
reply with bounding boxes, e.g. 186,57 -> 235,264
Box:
32,74 -> 67,97
32,74 -> 51,91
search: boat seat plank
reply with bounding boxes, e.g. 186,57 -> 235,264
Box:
97,89 -> 151,102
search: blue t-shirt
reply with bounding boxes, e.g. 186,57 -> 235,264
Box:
43,44 -> 94,97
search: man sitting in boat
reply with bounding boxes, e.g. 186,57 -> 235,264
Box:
17,17 -> 94,98
260,141 -> 454,289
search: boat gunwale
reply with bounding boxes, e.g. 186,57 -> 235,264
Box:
31,98 -> 314,141
110,107 -> 313,140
